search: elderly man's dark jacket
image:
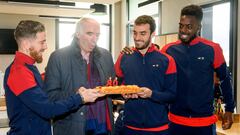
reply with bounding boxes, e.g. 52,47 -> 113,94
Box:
44,39 -> 115,135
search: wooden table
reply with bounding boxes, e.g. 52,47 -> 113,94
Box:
0,97 -> 5,107
216,121 -> 240,135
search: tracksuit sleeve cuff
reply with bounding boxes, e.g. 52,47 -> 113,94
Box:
73,94 -> 84,107
225,105 -> 235,113
150,91 -> 159,102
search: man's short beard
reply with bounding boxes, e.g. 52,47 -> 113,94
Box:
135,38 -> 151,50
29,48 -> 43,63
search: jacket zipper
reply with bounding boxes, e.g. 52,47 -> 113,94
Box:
142,56 -> 145,64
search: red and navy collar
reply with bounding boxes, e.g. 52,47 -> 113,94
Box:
146,43 -> 157,52
179,36 -> 202,46
14,51 -> 35,65
132,43 -> 158,55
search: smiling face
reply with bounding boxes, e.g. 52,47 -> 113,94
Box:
133,23 -> 154,52
28,32 -> 47,63
14,20 -> 47,63
178,15 -> 201,44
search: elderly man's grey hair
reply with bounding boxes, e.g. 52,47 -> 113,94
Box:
74,17 -> 99,37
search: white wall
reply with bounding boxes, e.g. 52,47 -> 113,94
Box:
112,1 -> 123,61
161,0 -> 189,34
191,0 -> 223,5
129,0 -> 159,21
0,13 -> 55,73
112,0 -> 128,62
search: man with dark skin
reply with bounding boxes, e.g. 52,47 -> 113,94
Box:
123,5 -> 234,135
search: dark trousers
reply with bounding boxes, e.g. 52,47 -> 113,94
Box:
121,126 -> 169,135
169,122 -> 215,135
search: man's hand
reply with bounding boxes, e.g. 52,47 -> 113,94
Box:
122,93 -> 139,99
121,46 -> 134,54
96,89 -> 106,97
222,111 -> 233,130
137,87 -> 152,98
78,87 -> 105,103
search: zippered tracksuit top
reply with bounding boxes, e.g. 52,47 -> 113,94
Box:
161,37 -> 235,126
115,44 -> 177,130
4,52 -> 83,135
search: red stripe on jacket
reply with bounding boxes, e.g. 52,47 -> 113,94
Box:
162,37 -> 225,69
169,112 -> 218,127
115,53 -> 124,78
126,124 -> 168,132
161,52 -> 177,74
197,37 -> 225,68
7,52 -> 37,96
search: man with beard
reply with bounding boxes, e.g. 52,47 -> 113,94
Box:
161,5 -> 235,135
115,15 -> 177,135
4,20 -> 103,135
44,17 -> 115,135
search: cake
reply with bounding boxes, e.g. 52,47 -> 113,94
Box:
96,85 -> 142,94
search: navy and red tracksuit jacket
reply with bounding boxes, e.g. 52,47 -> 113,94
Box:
161,37 -> 235,127
115,44 -> 177,131
4,52 -> 83,135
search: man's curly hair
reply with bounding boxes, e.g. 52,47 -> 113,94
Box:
181,5 -> 203,22
134,15 -> 156,34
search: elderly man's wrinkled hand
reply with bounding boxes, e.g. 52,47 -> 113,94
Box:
78,87 -> 100,103
96,89 -> 106,98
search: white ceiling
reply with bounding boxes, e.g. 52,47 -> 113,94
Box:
0,0 -> 121,18
63,0 -> 121,4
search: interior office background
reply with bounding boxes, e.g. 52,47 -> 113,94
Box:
0,0 -> 239,113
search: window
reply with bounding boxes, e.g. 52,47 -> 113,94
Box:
201,1 -> 238,108
58,21 -> 75,48
202,2 -> 230,66
57,4 -> 111,50
127,0 -> 160,46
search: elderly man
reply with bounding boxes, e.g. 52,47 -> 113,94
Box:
44,17 -> 115,135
